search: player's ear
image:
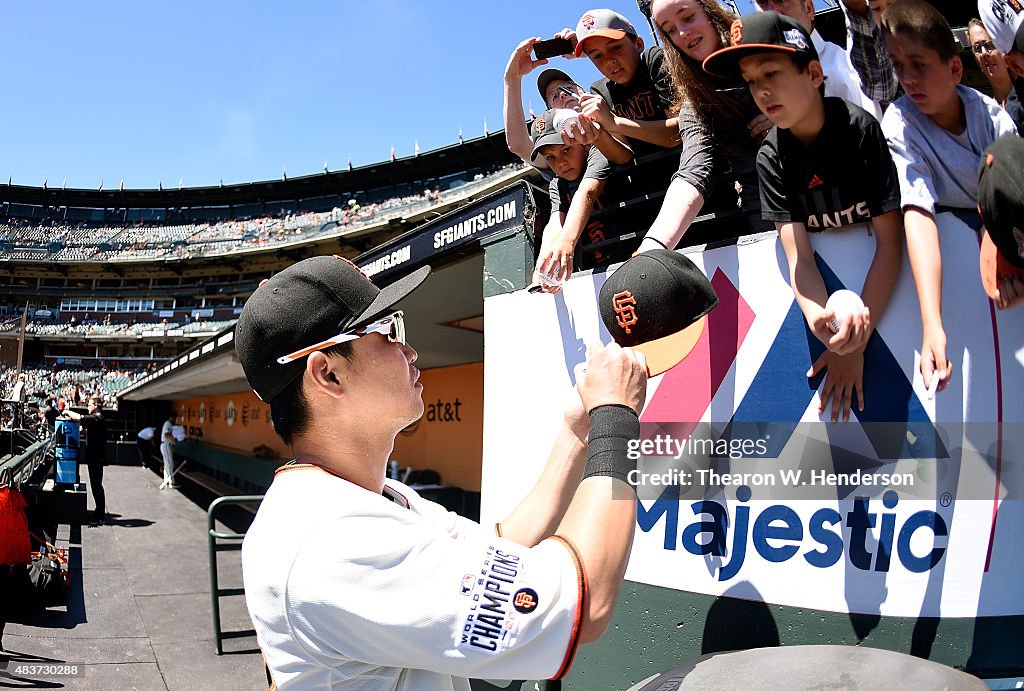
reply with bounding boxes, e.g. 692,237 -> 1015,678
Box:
635,35 -> 644,52
305,351 -> 346,399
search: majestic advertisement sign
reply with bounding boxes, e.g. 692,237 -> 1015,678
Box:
357,184 -> 526,281
481,216 -> 1023,618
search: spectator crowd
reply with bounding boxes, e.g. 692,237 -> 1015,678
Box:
500,0 -> 1023,421
1,362 -> 150,410
0,164 -> 521,263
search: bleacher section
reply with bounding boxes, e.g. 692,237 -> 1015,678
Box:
0,165 -> 520,263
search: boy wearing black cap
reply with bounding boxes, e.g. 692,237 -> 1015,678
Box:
530,108 -> 630,290
234,255 -> 649,688
503,38 -> 632,172
704,11 -> 904,422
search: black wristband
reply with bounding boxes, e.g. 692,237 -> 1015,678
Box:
583,404 -> 640,487
645,236 -> 668,249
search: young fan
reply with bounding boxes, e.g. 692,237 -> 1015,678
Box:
705,12 -> 904,422
880,0 -> 1017,392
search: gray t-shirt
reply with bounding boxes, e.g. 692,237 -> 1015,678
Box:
881,85 -> 1016,213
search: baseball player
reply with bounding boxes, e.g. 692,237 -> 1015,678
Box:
159,411 -> 177,488
235,256 -> 648,689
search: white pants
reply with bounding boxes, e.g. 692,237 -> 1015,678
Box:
160,443 -> 175,482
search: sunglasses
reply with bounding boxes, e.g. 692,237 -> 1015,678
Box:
276,311 -> 406,365
972,40 -> 996,55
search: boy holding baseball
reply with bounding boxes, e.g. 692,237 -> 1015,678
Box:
879,0 -> 1017,394
530,108 -> 629,292
704,11 -> 904,422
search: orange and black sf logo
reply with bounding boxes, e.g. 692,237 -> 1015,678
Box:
730,19 -> 744,45
513,588 -> 539,614
534,117 -> 547,135
612,290 -> 639,334
581,13 -> 595,30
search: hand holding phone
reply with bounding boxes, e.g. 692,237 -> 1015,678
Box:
533,37 -> 574,60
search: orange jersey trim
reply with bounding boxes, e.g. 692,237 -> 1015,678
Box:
547,534 -> 589,680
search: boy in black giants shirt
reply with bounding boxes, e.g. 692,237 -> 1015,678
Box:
705,12 -> 903,422
530,108 -> 628,293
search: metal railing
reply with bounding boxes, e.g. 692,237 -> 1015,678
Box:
0,434 -> 52,489
207,494 -> 264,654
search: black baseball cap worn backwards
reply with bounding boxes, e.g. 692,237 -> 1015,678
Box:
235,255 -> 430,402
978,133 -> 1024,300
537,68 -> 575,105
703,11 -> 819,79
599,249 -> 718,376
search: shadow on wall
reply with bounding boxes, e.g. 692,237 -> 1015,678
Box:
701,580 -> 780,655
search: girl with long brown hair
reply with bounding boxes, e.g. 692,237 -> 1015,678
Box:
636,0 -> 772,253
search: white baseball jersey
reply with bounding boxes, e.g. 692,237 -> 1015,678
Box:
242,464 -> 586,690
160,420 -> 175,446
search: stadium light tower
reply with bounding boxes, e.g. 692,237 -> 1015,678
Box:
635,0 -> 659,46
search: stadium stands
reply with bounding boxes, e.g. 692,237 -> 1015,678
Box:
0,362 -> 146,405
0,166 -> 518,263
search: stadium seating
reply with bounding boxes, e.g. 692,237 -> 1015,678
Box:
0,165 -> 518,263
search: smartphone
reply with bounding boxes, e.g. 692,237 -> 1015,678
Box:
533,37 -> 574,61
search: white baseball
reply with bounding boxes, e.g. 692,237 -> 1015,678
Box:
825,289 -> 865,333
552,109 -> 581,138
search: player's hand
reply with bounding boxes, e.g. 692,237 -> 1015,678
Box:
747,113 -> 773,141
505,37 -> 546,81
921,325 -> 952,394
808,350 -> 864,422
575,340 -> 648,414
995,274 -> 1024,310
579,94 -> 615,131
559,114 -> 600,146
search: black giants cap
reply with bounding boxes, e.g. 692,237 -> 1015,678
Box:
703,11 -> 818,79
235,255 -> 430,402
531,109 -> 566,160
599,249 -> 718,376
537,68 -> 574,105
978,133 -> 1024,300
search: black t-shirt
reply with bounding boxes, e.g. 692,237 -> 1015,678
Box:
590,46 -> 678,159
79,411 -> 107,462
757,97 -> 901,230
548,145 -> 629,265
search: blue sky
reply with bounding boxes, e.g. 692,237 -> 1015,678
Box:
1,1 -> 811,189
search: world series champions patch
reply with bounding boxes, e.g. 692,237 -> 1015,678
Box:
456,545 -> 533,655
